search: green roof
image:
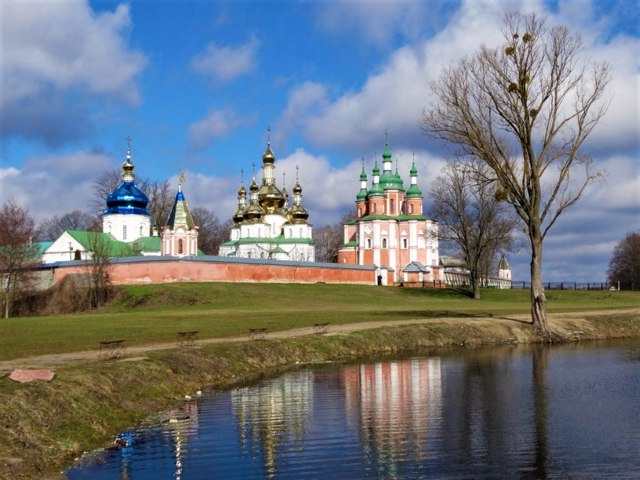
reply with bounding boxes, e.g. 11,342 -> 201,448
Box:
66,230 -> 135,257
395,214 -> 428,221
379,171 -> 405,192
222,236 -> 315,246
341,240 -> 358,247
406,183 -> 423,197
358,213 -> 428,222
131,236 -> 161,252
35,241 -> 53,256
359,214 -> 394,221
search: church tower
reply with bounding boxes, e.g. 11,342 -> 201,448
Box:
218,130 -> 315,261
102,141 -> 151,242
337,136 -> 439,283
161,175 -> 199,257
498,255 -> 512,280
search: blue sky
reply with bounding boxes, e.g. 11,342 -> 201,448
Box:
1,0 -> 638,282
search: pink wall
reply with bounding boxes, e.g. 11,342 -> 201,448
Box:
53,257 -> 377,286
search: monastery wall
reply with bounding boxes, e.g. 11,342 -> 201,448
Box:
51,256 -> 378,286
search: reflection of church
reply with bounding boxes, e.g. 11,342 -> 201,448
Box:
231,372 -> 313,477
341,358 -> 442,473
218,137 -> 315,261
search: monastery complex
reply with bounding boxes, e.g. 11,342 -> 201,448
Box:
35,135 -> 511,289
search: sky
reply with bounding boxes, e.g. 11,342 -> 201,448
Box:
1,0 -> 638,282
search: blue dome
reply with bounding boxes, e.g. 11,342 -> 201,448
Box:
104,181 -> 151,216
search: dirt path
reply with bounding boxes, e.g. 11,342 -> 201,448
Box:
2,309 -> 637,375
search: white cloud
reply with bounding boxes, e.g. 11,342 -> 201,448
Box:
315,0 -> 431,46
191,36 -> 259,84
281,0 -> 636,158
188,109 -> 254,151
0,150 -> 114,221
170,171 -> 238,221
0,0 -> 147,144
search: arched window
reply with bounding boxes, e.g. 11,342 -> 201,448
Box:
372,203 -> 376,213
390,199 -> 394,214
402,238 -> 408,249
366,238 -> 372,249
74,249 -> 81,261
123,225 -> 127,240
358,207 -> 362,217
382,238 -> 388,248
178,239 -> 183,254
139,225 -> 144,236
409,204 -> 414,214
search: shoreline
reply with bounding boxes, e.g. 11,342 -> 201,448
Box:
1,309 -> 639,480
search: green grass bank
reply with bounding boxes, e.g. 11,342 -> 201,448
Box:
0,283 -> 638,479
2,283 -> 639,360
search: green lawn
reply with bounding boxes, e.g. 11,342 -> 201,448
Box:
1,282 -> 638,360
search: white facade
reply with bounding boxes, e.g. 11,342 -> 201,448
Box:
103,214 -> 151,243
41,231 -> 93,264
219,138 -> 315,261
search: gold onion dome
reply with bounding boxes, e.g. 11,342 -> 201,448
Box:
288,204 -> 309,223
258,183 -> 286,213
262,143 -> 275,164
243,179 -> 265,221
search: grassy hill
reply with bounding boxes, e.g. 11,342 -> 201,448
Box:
1,282 -> 638,360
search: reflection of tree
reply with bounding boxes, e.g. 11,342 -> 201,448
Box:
231,372 -> 313,478
530,346 -> 549,480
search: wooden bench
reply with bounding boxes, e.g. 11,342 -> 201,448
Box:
177,331 -> 199,347
313,323 -> 330,334
248,328 -> 268,340
99,339 -> 125,360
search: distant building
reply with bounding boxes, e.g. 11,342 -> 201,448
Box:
42,142 -> 199,264
219,137 -> 315,261
161,176 -> 199,257
497,255 -> 512,281
337,139 -> 440,284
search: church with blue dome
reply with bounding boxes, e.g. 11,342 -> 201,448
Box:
102,144 -> 152,243
40,142 -> 199,264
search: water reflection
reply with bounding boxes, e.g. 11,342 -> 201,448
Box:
231,371 -> 313,478
341,359 -> 442,476
68,340 -> 640,479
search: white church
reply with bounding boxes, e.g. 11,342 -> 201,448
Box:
218,137 -> 315,261
41,143 -> 199,264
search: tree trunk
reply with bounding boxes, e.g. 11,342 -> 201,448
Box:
471,271 -> 481,299
530,236 -> 549,334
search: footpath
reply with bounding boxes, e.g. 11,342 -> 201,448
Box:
2,309 -> 637,375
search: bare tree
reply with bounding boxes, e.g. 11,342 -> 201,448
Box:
430,160 -> 517,299
191,206 -> 224,254
0,200 -> 40,318
84,233 -> 112,309
315,211 -> 354,263
36,210 -> 99,241
424,12 -> 610,334
607,232 -> 640,291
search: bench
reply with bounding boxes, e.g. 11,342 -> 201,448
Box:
99,339 -> 125,360
248,328 -> 268,340
313,323 -> 330,334
177,331 -> 199,347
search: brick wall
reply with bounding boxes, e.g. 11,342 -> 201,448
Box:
52,256 -> 378,286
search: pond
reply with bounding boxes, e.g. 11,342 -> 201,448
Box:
67,339 -> 640,479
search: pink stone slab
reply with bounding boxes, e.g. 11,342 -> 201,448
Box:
9,369 -> 55,383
